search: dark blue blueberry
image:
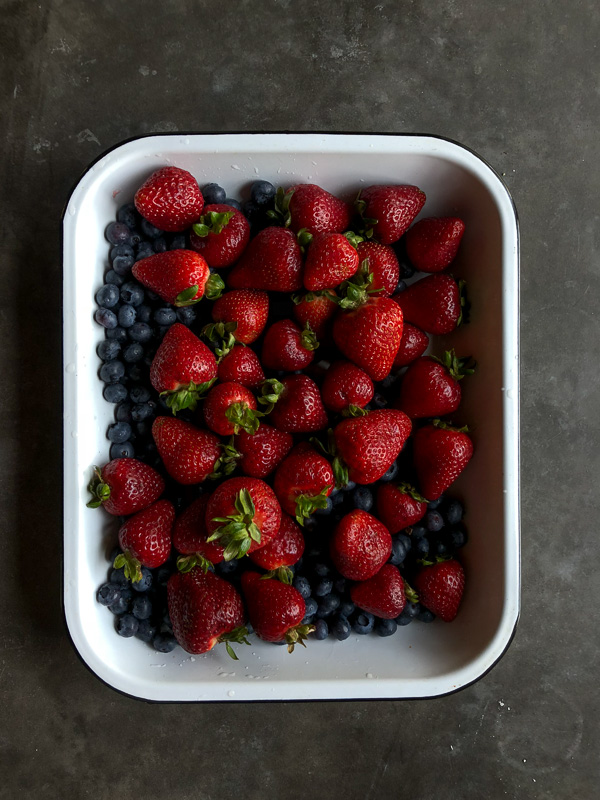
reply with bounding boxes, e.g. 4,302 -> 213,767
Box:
120,281 -> 145,306
372,392 -> 388,409
224,197 -> 241,211
109,593 -> 130,615
389,537 -> 408,566
399,261 -> 415,279
313,619 -> 329,640
110,441 -> 135,459
116,613 -> 139,637
418,608 -> 436,623
250,180 -> 276,207
380,461 -> 399,482
426,510 -> 444,532
129,385 -> 151,404
153,236 -> 168,253
95,284 -> 120,308
115,402 -> 132,422
96,583 -> 121,607
352,486 -> 374,512
216,560 -> 239,577
413,536 -> 430,557
153,307 -> 177,326
105,269 -> 125,287
449,524 -> 468,549
202,183 -> 227,204
445,500 -> 464,526
117,203 -> 138,229
112,254 -> 135,276
331,615 -> 351,641
141,218 -> 164,239
136,305 -> 152,323
123,343 -> 144,363
302,597 -> 318,622
176,306 -> 196,325
135,421 -> 152,439
132,567 -> 153,592
95,307 -> 118,329
317,593 -> 340,618
136,619 -> 158,643
106,326 -> 128,343
153,633 -> 177,653
118,305 -> 136,328
131,402 -> 155,422
313,562 -> 331,578
344,480 -> 356,492
242,200 -> 260,221
434,538 -> 450,557
379,373 -> 398,390
99,360 -> 125,383
107,421 -> 132,443
375,618 -> 397,637
334,577 -> 347,595
394,279 -> 407,293
97,339 -> 121,361
427,497 -> 444,510
411,524 -> 427,538
339,599 -> 355,618
128,321 -> 153,343
135,243 -> 154,262
170,234 -> 187,251
352,611 -> 375,635
315,496 -> 333,516
131,595 -> 153,621
109,566 -> 129,587
397,533 -> 412,552
156,325 -> 171,339
314,578 -> 333,598
106,221 -> 132,246
396,602 -> 420,626
156,566 -> 172,587
331,491 -> 345,508
103,383 -> 128,403
293,575 -> 311,600
110,243 -> 135,261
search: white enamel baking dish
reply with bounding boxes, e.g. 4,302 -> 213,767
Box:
63,133 -> 520,701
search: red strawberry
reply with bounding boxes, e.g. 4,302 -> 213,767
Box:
261,319 -> 319,372
168,568 -> 249,657
392,274 -> 464,335
150,323 -> 218,412
189,204 -> 250,267
333,295 -> 404,381
134,166 -> 204,232
405,217 -> 465,273
392,323 -> 429,369
321,360 -> 374,415
396,350 -> 475,419
231,424 -> 293,478
376,482 -> 427,534
332,409 -> 411,485
355,241 -> 400,296
268,374 -> 328,433
413,420 -> 474,500
205,477 -> 282,560
330,510 -> 392,581
350,564 -> 406,619
152,417 -> 221,485
273,447 -> 334,525
414,559 -> 465,621
228,227 -> 303,292
211,289 -> 269,345
275,184 -> 351,234
116,500 -> 174,582
357,185 -> 426,244
292,289 -> 338,339
241,571 -> 313,650
303,232 -> 360,291
217,344 -> 265,389
203,382 -> 261,436
132,250 -> 222,307
172,495 -> 225,571
86,458 -> 164,516
249,514 -> 305,583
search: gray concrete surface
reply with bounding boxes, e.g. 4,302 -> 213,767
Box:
1,0 -> 598,797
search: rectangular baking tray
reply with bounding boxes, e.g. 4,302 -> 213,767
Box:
63,133 -> 520,701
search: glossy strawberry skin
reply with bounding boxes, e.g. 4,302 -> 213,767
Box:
333,297 -> 404,382
355,241 -> 400,296
203,382 -> 258,436
405,217 -> 465,273
134,166 -> 204,232
217,344 -> 265,389
330,510 -> 392,581
172,495 -> 225,564
376,484 -> 427,534
132,250 -> 210,306
303,232 -> 359,291
396,357 -> 461,419
227,227 -> 303,292
414,559 -> 465,621
150,323 -> 217,395
261,319 -> 317,372
392,274 -> 461,335
241,571 -> 306,643
118,500 -> 174,568
236,424 -> 293,478
350,564 -> 406,619
268,374 -> 328,434
211,290 -> 269,344
359,185 -> 426,244
392,323 -> 429,369
286,184 -> 351,235
333,409 -> 411,484
273,448 -> 334,518
90,458 -> 165,516
413,424 -> 474,500
321,360 -> 374,414
292,290 -> 338,339
249,514 -> 305,571
168,568 -> 246,654
189,204 -> 250,268
152,417 -> 221,485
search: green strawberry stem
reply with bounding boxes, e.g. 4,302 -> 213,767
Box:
261,566 -> 294,585
176,553 -> 214,574
342,404 -> 368,418
343,231 -> 364,248
192,210 -> 235,237
266,187 -> 293,228
203,321 -> 238,359
209,438 -> 242,480
457,279 -> 470,326
337,261 -> 382,310
296,228 -> 313,251
204,272 -> 225,301
114,551 -> 142,584
294,485 -> 332,526
332,456 -> 349,490
225,402 -> 262,435
300,322 -> 319,352
354,191 -> 378,240
285,623 -> 315,653
161,378 -> 216,414
258,378 -> 284,414
431,349 -> 476,381
86,466 -> 110,509
397,482 -> 427,503
403,579 -> 419,604
218,625 -> 251,661
432,418 -> 470,433
207,489 -> 261,561
175,285 -> 201,307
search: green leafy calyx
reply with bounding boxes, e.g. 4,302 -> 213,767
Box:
192,210 -> 235,238
218,626 -> 251,660
203,320 -> 238,359
266,187 -> 293,227
431,349 -> 476,382
207,488 -> 261,561
114,551 -> 142,584
160,378 -> 216,414
294,485 -> 332,526
86,467 -> 110,509
300,322 -> 319,352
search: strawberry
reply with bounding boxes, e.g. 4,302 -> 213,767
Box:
86,458 -> 164,516
332,409 -> 411,485
329,510 -> 392,581
392,274 -> 464,335
115,500 -> 174,582
217,344 -> 265,389
150,323 -> 217,412
134,166 -> 204,232
355,241 -> 399,296
392,323 -> 429,369
396,350 -> 475,419
321,360 -> 374,415
205,477 -> 281,560
203,382 -> 261,436
356,185 -> 426,244
241,571 -> 313,650
152,416 -> 221,485
189,204 -> 250,267
405,217 -> 465,273
210,289 -> 269,345
132,250 -> 223,307
271,184 -> 351,234
292,289 -> 338,339
261,319 -> 319,372
303,232 -> 360,291
249,514 -> 305,583
227,227 -> 303,292
168,568 -> 249,657
413,559 -> 465,621
232,424 -> 293,478
268,374 -> 328,433
350,564 -> 406,619
376,482 -> 427,534
172,495 -> 225,571
273,446 -> 334,525
413,420 -> 474,500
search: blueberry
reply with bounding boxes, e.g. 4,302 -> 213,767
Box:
135,243 -> 154,262
117,203 -> 138,229
344,480 -> 356,492
426,510 -> 444,532
107,421 -> 132,443
136,619 -> 158,643
155,566 -> 172,587
153,236 -> 168,253
131,595 -> 153,621
131,402 -> 155,422
339,600 -> 355,618
313,562 -> 331,578
170,234 -> 187,251
394,279 -> 407,293
352,612 -> 375,635
352,486 -> 374,512
136,305 -> 153,323
104,383 -> 128,403
317,593 -> 340,618
109,566 -> 129,587
110,243 -> 135,261
123,343 -> 144,363
135,421 -> 152,438
379,373 -> 398,390
372,392 -> 388,409
396,603 -> 419,626
110,441 -> 135,459
115,613 -> 139,637
250,180 -> 276,207
313,619 -> 329,640
449,524 -> 468,549
224,197 -> 241,211
97,339 -> 121,361
242,200 -> 261,221
120,282 -> 145,306
397,533 -> 412,552
153,633 -> 177,653
96,583 -> 120,607
445,500 -> 464,526
105,269 -> 125,287
176,306 -> 196,325
380,461 -> 399,482
331,615 -> 351,641
400,261 -> 415,279
106,221 -> 132,246
132,567 -> 153,592
427,497 -> 444,510
129,385 -> 151,404
112,254 -> 135,276
331,491 -> 345,508
293,575 -> 311,600
334,577 -> 347,595
202,183 -> 227,204
95,284 -> 120,308
413,536 -> 430,557
315,496 -> 333,516
411,525 -> 427,538
434,538 -> 450,557
141,218 -> 164,239
128,322 -> 153,343
118,305 -> 136,328
99,360 -> 125,384
127,364 -> 143,381
153,307 -> 177,326
106,326 -> 128,343
375,618 -> 397,637
302,597 -> 318,622
109,593 -> 131,616
389,537 -> 408,566
314,578 -> 333,598
418,608 -> 436,623
95,307 -> 118,329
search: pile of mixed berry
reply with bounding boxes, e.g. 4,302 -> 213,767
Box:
90,166 -> 474,658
